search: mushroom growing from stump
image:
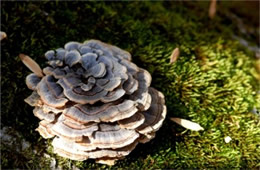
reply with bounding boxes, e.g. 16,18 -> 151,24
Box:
21,40 -> 167,165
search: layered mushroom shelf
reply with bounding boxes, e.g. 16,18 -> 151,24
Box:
24,40 -> 167,165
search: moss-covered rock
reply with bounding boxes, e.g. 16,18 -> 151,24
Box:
1,1 -> 259,169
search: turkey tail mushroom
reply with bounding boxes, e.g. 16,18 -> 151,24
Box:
22,40 -> 167,165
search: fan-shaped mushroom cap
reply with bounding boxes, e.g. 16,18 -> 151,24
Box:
51,121 -> 98,142
37,75 -> 68,107
88,123 -> 139,149
33,107 -> 56,122
23,40 -> 167,165
138,132 -> 156,144
36,120 -> 55,139
43,67 -> 66,79
52,137 -> 138,161
63,100 -> 138,123
24,91 -> 42,107
137,88 -> 167,135
118,112 -> 145,130
26,73 -> 41,90
130,69 -> 152,111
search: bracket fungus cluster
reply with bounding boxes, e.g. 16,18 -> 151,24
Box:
22,40 -> 167,165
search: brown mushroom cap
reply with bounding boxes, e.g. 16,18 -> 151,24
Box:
23,40 -> 167,165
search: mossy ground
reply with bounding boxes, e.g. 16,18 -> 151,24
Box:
1,1 -> 259,169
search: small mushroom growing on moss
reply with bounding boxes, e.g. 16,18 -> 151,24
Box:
21,40 -> 167,165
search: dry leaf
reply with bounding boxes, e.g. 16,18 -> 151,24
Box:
224,136 -> 232,143
170,117 -> 204,131
0,31 -> 7,41
209,0 -> 217,19
19,54 -> 44,77
170,47 -> 180,64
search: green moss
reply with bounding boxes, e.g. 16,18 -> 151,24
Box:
1,1 -> 259,169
